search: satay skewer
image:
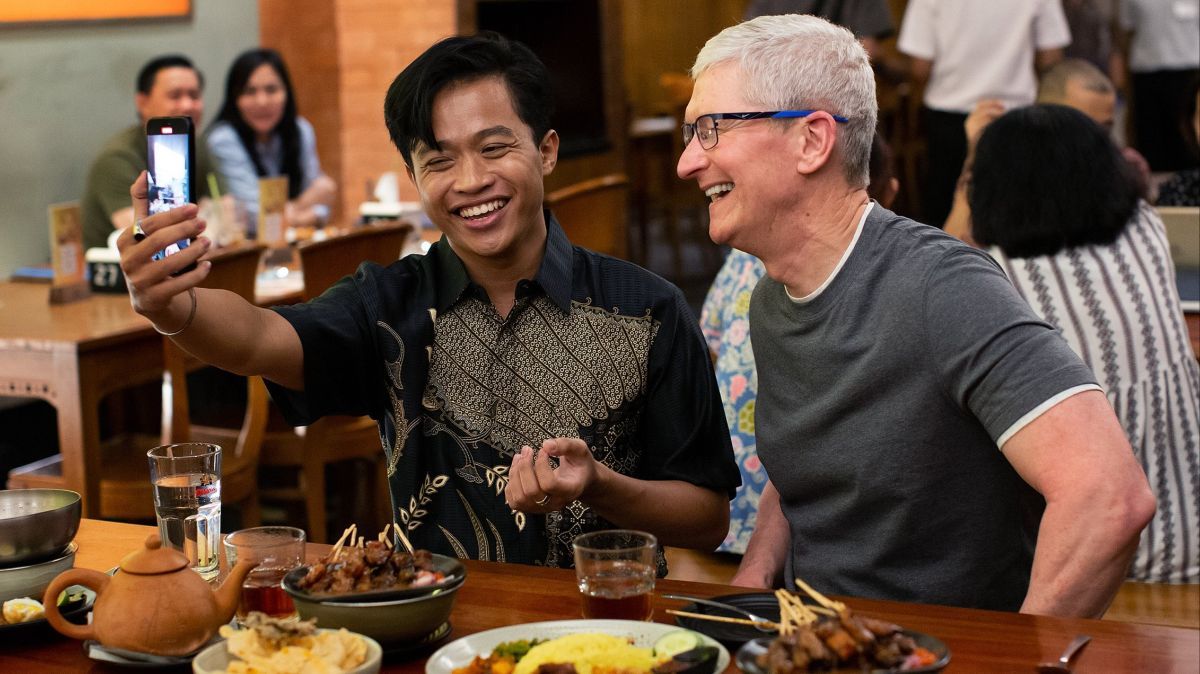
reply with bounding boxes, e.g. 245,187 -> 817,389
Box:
793,577 -> 848,618
328,525 -> 353,562
392,519 -> 416,554
665,609 -> 779,630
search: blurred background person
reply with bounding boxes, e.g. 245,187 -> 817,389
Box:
945,57 -> 1152,241
1156,76 -> 1200,206
81,54 -> 223,251
897,0 -> 1069,227
207,48 -> 336,235
1114,0 -> 1200,174
968,104 -> 1199,584
699,131 -> 898,554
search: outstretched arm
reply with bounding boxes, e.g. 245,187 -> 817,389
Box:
1003,390 -> 1155,618
119,172 -> 306,390
505,438 -> 730,550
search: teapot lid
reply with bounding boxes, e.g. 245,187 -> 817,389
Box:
119,534 -> 189,575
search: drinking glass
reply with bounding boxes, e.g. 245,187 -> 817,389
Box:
147,443 -> 222,580
573,529 -> 657,621
223,526 -> 306,621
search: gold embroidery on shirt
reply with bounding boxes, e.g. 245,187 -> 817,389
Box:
423,296 -> 660,566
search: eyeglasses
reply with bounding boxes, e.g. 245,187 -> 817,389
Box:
682,110 -> 850,150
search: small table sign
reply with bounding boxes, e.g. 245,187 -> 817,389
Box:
48,201 -> 90,303
257,176 -> 289,248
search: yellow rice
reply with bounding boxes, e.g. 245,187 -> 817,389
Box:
511,633 -> 658,674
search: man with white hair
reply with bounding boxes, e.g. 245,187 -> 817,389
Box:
677,14 -> 1155,617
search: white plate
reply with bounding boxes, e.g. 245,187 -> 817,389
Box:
424,619 -> 730,674
192,628 -> 382,674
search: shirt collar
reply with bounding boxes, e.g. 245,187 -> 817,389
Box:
431,209 -> 574,314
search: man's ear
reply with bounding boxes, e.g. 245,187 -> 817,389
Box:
794,114 -> 839,177
134,93 -> 150,122
539,129 -> 560,175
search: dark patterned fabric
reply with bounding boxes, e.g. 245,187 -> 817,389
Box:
991,202 -> 1200,582
1156,168 -> 1200,207
267,213 -> 738,571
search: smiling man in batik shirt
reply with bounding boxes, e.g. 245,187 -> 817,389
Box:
116,33 -> 738,571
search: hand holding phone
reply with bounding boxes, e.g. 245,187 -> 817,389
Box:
142,116 -> 198,275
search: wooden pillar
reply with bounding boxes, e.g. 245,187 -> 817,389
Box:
260,0 -> 457,222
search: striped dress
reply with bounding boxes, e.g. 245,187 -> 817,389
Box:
989,201 -> 1200,583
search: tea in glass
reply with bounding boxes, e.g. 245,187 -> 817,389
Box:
573,530 -> 657,621
223,526 -> 306,620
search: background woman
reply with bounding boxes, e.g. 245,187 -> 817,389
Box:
969,104 -> 1199,584
207,48 -> 336,233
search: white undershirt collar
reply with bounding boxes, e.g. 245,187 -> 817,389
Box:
786,202 -> 873,304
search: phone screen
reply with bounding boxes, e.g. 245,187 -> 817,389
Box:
145,117 -> 197,271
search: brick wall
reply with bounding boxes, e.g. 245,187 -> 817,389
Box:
260,0 -> 455,223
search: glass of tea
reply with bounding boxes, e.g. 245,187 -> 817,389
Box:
223,526 -> 306,621
573,529 -> 657,621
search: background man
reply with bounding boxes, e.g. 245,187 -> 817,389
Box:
119,34 -> 739,571
82,54 -> 222,251
677,14 -> 1154,617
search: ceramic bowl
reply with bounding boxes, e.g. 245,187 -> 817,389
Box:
191,628 -> 382,674
0,542 -> 76,604
0,489 -> 81,567
283,571 -> 464,646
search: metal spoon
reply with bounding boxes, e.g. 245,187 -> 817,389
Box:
660,593 -> 777,632
1036,635 -> 1092,673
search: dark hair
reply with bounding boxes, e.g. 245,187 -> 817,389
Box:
213,48 -> 303,198
969,104 -> 1138,258
384,32 -> 553,168
137,54 -> 202,95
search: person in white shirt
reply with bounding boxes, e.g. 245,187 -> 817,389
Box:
897,0 -> 1069,227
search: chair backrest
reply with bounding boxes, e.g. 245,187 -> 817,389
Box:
1158,206 -> 1200,268
162,242 -> 267,465
545,173 -> 630,258
297,223 -> 411,301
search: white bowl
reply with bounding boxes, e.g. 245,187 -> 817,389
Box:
0,542 -> 76,604
191,628 -> 382,674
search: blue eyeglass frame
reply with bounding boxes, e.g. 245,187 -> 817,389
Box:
682,110 -> 850,149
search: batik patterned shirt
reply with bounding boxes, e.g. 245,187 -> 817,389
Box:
267,214 -> 739,571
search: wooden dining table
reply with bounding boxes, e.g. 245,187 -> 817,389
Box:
1,519 -> 1196,673
0,273 -> 305,516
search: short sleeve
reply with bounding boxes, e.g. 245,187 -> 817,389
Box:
922,247 -> 1097,443
1033,0 -> 1072,50
266,272 -> 384,425
897,0 -> 936,60
638,288 -> 740,496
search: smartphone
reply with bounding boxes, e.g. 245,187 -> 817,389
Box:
143,116 -> 197,275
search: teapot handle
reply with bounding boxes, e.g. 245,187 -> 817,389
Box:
42,568 -> 108,641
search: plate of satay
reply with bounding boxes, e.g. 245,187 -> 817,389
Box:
673,580 -> 950,674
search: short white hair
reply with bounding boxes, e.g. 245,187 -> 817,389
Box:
691,14 -> 877,188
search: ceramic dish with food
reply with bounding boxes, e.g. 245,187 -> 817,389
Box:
730,586 -> 950,674
0,542 -> 76,604
426,620 -> 731,674
192,612 -> 382,674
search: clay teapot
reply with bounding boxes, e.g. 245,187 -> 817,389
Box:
42,533 -> 255,656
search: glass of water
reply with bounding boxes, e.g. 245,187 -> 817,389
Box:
147,443 -> 222,580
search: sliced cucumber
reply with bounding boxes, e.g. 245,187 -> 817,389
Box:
653,629 -> 703,658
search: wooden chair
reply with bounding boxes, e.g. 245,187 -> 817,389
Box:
93,243 -> 269,524
546,174 -> 631,259
259,223 -> 410,542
